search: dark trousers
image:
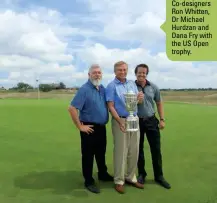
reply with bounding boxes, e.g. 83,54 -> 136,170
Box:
137,115 -> 163,179
80,122 -> 108,186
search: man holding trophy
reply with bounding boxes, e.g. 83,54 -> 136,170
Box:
106,61 -> 144,194
135,63 -> 171,189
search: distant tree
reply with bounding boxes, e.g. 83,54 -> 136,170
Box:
59,82 -> 66,89
39,84 -> 53,92
16,82 -> 33,92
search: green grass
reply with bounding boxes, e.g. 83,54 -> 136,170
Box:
0,99 -> 217,203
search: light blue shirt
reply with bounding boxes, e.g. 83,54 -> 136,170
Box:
105,77 -> 138,117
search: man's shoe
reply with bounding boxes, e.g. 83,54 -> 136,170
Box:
98,172 -> 113,181
137,174 -> 145,184
115,184 -> 125,194
133,182 -> 144,189
125,180 -> 144,189
155,177 -> 171,189
85,184 -> 100,193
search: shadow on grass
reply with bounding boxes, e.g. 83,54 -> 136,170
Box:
144,179 -> 156,185
14,170 -> 113,197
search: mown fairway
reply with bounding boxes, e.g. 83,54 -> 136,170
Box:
0,99 -> 217,203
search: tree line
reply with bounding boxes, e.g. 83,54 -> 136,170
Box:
7,82 -> 67,92
1,82 -> 217,92
161,88 -> 217,91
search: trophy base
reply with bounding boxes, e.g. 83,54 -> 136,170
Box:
125,128 -> 139,132
125,115 -> 139,133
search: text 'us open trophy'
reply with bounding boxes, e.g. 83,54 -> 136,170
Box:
124,90 -> 139,132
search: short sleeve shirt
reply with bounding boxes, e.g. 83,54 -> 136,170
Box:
135,80 -> 162,118
70,79 -> 109,124
106,78 -> 138,117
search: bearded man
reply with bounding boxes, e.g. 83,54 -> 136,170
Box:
68,64 -> 113,194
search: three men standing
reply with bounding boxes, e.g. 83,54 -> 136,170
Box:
69,62 -> 171,194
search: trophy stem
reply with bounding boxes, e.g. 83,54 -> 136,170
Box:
129,111 -> 134,116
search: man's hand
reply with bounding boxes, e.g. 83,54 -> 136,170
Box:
159,120 -> 165,130
79,123 -> 94,134
137,91 -> 144,103
119,123 -> 126,133
118,120 -> 126,133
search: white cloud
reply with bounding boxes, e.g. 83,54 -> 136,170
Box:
85,0 -> 166,45
1,63 -> 77,88
78,43 -> 217,88
0,0 -> 217,89
0,8 -> 81,87
0,10 -> 73,64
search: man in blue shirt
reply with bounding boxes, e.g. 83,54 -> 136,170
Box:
68,64 -> 113,194
135,63 -> 171,189
106,61 -> 144,194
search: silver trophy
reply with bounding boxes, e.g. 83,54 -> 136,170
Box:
123,90 -> 139,132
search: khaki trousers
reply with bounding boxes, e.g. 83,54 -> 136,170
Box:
111,117 -> 140,185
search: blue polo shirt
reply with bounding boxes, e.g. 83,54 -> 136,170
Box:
105,78 -> 138,117
70,79 -> 109,125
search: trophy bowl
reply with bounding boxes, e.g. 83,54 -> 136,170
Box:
123,90 -> 139,132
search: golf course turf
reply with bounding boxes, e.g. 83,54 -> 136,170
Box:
1,99 -> 217,203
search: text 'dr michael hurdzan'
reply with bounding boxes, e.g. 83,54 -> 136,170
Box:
160,0 -> 217,61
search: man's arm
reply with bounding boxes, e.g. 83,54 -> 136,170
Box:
133,81 -> 144,104
105,83 -> 122,125
68,105 -> 82,130
68,88 -> 94,134
107,101 -> 125,133
153,84 -> 165,124
68,105 -> 94,134
156,101 -> 164,120
107,101 -> 122,124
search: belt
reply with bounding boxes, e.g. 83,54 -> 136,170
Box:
119,115 -> 137,118
139,114 -> 155,121
81,121 -> 105,126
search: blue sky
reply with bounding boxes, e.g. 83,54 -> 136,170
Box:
0,0 -> 217,89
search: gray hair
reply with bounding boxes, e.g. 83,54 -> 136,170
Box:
88,64 -> 101,73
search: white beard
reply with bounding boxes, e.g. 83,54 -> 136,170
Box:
90,79 -> 101,86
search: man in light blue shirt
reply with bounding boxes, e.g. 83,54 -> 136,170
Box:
106,61 -> 144,194
106,78 -> 138,118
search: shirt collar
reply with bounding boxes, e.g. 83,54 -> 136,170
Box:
114,77 -> 128,84
135,79 -> 150,87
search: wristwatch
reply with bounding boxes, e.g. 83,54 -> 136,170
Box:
160,118 -> 165,122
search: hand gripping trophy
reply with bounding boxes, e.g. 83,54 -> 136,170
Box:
123,89 -> 139,132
